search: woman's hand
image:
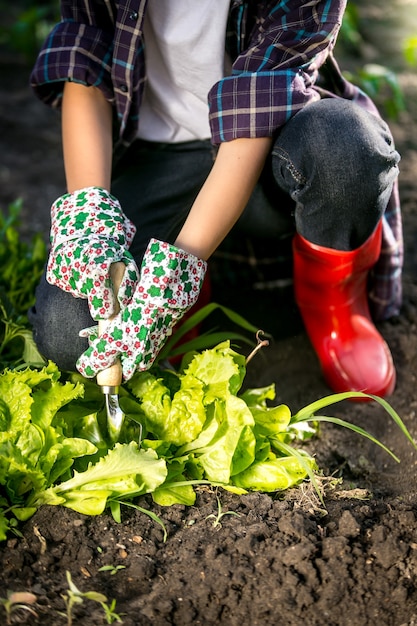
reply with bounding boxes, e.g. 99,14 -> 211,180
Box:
76,238 -> 207,380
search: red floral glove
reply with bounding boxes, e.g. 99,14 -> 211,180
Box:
76,238 -> 207,380
46,187 -> 140,320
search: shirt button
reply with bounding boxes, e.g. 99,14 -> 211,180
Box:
129,11 -> 138,20
120,84 -> 128,93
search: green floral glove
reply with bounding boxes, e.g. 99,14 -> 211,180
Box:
76,238 -> 207,380
46,186 -> 140,320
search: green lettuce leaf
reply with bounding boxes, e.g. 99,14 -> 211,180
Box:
33,443 -> 167,516
152,460 -> 196,506
129,372 -> 206,445
184,395 -> 256,484
232,454 -> 317,492
183,340 -> 246,399
0,363 -> 96,522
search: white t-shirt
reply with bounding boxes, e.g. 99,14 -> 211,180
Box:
137,0 -> 230,143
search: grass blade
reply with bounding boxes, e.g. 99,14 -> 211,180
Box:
115,500 -> 168,542
292,391 -> 416,455
159,302 -> 260,360
367,394 -> 417,448
292,391 -> 372,422
311,415 -> 400,462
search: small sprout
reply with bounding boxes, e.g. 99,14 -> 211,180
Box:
100,598 -> 125,624
0,591 -> 38,625
61,571 -> 108,626
98,564 -> 126,576
205,497 -> 241,528
246,330 -> 270,364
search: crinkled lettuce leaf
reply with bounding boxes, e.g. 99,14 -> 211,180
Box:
233,454 -> 317,492
33,443 -> 167,515
0,362 -> 96,516
129,372 -> 206,446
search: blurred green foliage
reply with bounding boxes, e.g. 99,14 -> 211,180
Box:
338,2 -> 406,119
339,2 -> 362,50
404,36 -> 417,67
0,0 -> 59,62
0,200 -> 47,368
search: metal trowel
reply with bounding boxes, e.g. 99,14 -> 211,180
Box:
96,262 -> 128,444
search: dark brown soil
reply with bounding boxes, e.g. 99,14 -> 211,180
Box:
2,3 -> 417,625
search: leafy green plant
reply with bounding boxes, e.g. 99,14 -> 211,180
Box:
359,64 -> 405,119
337,4 -> 405,120
0,200 -> 47,314
343,64 -> 406,120
0,200 -> 415,543
0,363 -> 94,540
339,2 -> 362,50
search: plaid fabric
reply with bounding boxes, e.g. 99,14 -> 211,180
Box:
30,0 -> 403,320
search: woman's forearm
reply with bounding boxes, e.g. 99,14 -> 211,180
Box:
174,136 -> 273,260
61,82 -> 113,193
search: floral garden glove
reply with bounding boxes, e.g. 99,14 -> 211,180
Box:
76,238 -> 207,381
46,186 -> 140,320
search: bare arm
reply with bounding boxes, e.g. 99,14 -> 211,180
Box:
174,136 -> 272,260
61,82 -> 270,263
61,82 -> 113,193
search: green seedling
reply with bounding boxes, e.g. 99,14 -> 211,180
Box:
0,591 -> 37,625
98,564 -> 126,576
100,598 -> 125,624
205,496 -> 241,528
60,571 -> 119,626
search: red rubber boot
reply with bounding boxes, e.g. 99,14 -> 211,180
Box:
292,221 -> 395,397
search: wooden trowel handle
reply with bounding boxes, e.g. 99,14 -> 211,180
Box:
96,262 -> 126,387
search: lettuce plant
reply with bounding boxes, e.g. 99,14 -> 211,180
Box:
0,340 -> 414,541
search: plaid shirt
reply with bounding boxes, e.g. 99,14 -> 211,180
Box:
30,0 -> 403,320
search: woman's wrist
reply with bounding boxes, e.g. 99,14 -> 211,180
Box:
62,82 -> 113,192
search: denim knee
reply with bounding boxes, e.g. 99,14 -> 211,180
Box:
28,273 -> 93,372
271,98 -> 400,249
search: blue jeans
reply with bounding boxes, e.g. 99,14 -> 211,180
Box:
29,98 -> 400,370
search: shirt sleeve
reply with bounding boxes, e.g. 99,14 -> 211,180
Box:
30,2 -> 115,108
208,0 -> 346,144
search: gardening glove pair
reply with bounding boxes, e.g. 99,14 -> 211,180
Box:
76,238 -> 207,381
46,186 -> 140,320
